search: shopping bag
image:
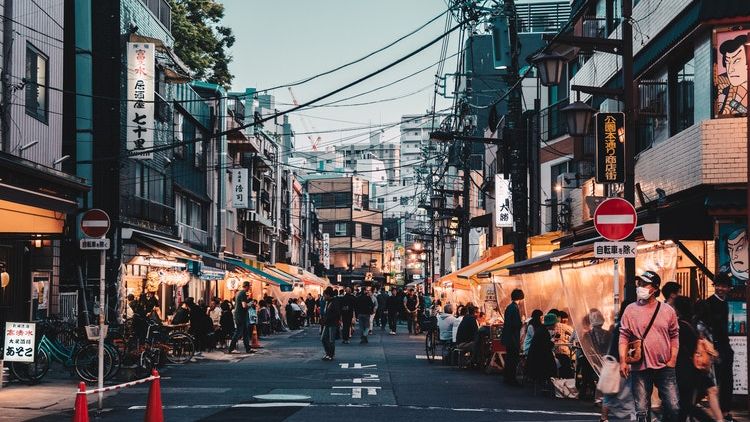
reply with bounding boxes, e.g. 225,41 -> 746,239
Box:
551,378 -> 578,399
596,355 -> 622,395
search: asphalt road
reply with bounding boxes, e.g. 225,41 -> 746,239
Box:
31,324 -> 603,421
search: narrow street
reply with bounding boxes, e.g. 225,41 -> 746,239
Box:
25,327 -> 600,422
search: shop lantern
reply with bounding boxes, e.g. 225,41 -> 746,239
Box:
532,53 -> 566,87
562,97 -> 596,137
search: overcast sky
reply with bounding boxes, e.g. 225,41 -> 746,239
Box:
221,1 -> 460,150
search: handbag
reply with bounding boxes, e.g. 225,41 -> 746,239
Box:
693,337 -> 718,372
625,302 -> 660,365
596,355 -> 622,394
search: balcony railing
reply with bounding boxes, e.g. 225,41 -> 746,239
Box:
539,98 -> 569,142
178,222 -> 208,247
123,196 -> 175,227
225,228 -> 243,255
581,16 -> 608,39
140,0 -> 171,31
517,2 -> 571,33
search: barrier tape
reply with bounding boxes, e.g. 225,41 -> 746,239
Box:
77,374 -> 160,395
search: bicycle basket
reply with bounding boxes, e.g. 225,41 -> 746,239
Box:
84,325 -> 108,341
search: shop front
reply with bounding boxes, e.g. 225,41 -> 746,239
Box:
274,263 -> 330,297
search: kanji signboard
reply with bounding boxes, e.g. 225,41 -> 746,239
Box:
3,322 -> 36,362
127,43 -> 155,158
594,241 -> 638,258
595,112 -> 625,183
494,174 -> 512,227
594,198 -> 637,241
231,169 -> 249,208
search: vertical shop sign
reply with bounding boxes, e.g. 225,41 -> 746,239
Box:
127,43 -> 155,158
3,322 -> 36,362
231,169 -> 249,208
322,233 -> 330,269
595,112 -> 625,183
713,28 -> 749,117
494,174 -> 512,227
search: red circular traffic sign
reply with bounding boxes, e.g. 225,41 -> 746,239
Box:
80,209 -> 110,238
593,198 -> 637,241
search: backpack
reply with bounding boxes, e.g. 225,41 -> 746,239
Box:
693,337 -> 719,372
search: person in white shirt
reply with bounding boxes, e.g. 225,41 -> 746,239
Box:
437,303 -> 457,342
207,298 -> 222,327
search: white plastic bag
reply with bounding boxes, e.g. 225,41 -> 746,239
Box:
596,355 -> 621,395
551,378 -> 578,399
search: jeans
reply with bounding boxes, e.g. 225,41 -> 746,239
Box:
342,313 -> 353,341
406,311 -> 417,333
631,367 -> 679,422
321,326 -> 336,357
388,311 -> 399,333
358,315 -> 371,340
229,318 -> 250,352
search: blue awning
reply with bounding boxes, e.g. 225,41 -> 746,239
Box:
225,258 -> 293,292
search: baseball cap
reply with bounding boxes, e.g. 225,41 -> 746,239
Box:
636,270 -> 661,289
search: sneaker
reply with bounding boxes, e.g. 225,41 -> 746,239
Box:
343,340 -> 350,344
368,330 -> 373,335
322,355 -> 332,361
389,331 -> 396,335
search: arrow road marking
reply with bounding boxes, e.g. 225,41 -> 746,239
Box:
596,215 -> 634,224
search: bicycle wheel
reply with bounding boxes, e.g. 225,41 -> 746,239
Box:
424,330 -> 436,363
104,343 -> 121,380
73,343 -> 113,383
164,332 -> 195,364
10,348 -> 50,384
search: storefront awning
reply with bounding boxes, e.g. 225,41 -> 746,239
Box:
457,249 -> 514,282
275,263 -> 329,287
439,245 -> 514,285
501,244 -> 592,275
265,266 -> 300,284
225,258 -> 293,292
130,231 -> 241,272
0,199 -> 65,234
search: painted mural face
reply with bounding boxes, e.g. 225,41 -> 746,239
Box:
714,31 -> 749,117
727,228 -> 749,281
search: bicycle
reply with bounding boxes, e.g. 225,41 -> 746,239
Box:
111,316 -> 195,372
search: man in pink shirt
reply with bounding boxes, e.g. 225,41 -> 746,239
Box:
618,271 -> 679,422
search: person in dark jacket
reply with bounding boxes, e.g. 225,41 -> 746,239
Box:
185,297 -> 210,351
171,301 -> 190,325
320,287 -> 341,361
527,313 -> 557,384
339,287 -> 355,343
305,294 -> 317,326
501,288 -> 524,386
218,300 -> 234,348
705,273 -> 734,420
355,289 -> 375,344
386,288 -> 401,335
455,305 -> 479,349
376,289 -> 388,330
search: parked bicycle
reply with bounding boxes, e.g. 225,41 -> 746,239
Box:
110,315 -> 195,373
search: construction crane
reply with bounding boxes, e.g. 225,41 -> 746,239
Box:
287,87 -> 322,151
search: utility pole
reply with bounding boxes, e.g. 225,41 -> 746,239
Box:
271,148 -> 282,264
1,0 -> 13,153
621,0 -> 636,289
303,190 -> 310,270
460,140 -> 471,267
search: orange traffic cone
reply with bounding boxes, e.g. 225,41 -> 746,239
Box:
144,369 -> 164,422
251,325 -> 263,349
72,382 -> 89,422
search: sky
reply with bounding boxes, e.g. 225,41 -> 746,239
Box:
220,1 -> 460,151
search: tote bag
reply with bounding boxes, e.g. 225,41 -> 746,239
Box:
596,355 -> 621,394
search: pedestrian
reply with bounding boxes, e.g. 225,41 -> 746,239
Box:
218,300 -> 234,349
618,271 -> 679,422
227,281 -> 253,354
355,288 -> 375,344
705,272 -> 734,421
305,294 -> 317,326
320,287 -> 341,361
501,288 -> 524,386
340,287 -> 355,343
386,288 -> 401,335
368,288 -> 378,335
662,281 -> 681,308
377,288 -> 388,330
404,288 -> 419,334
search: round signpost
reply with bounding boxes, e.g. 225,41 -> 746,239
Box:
80,209 -> 110,238
593,198 -> 637,241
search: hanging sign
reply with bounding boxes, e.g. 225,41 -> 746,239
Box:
126,43 -> 155,158
494,174 -> 513,227
3,322 -> 36,362
322,233 -> 330,269
595,112 -> 625,183
231,169 -> 249,208
594,241 -> 638,258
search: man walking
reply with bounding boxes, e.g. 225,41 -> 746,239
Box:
706,272 -> 734,421
228,281 -> 252,354
305,294 -> 317,326
340,287 -> 356,344
619,271 -> 679,422
320,287 -> 341,361
377,288 -> 389,330
404,288 -> 419,334
386,288 -> 401,335
355,288 -> 375,343
501,288 -> 524,386
368,288 -> 378,335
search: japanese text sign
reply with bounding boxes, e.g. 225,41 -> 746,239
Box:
3,322 -> 36,362
494,174 -> 513,228
322,233 -> 330,269
594,241 -> 637,258
231,169 -> 249,208
595,112 -> 625,183
127,43 -> 155,159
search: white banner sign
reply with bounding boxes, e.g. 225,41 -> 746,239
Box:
494,174 -> 512,227
231,169 -> 249,208
730,336 -> 747,394
80,238 -> 111,250
594,241 -> 637,258
3,322 -> 36,362
127,43 -> 155,158
322,233 -> 330,269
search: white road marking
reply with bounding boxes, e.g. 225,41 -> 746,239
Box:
253,394 -> 311,401
232,402 -> 310,408
335,374 -> 380,383
415,355 -> 443,360
338,363 -> 377,369
331,386 -> 381,398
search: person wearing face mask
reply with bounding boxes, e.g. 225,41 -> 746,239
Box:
618,271 -> 680,422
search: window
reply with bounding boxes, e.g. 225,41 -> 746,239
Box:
135,163 -> 166,204
25,43 -> 48,122
670,54 -> 694,135
335,222 -> 348,236
400,197 -> 409,206
361,224 -> 372,239
176,194 -> 188,224
173,112 -> 185,158
638,71 -> 668,151
190,200 -> 202,229
194,134 -> 204,168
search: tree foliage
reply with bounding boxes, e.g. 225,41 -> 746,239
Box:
169,0 -> 235,88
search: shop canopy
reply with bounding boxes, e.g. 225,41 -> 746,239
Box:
274,263 -> 329,287
225,258 -> 293,292
131,231 -> 241,273
500,244 -> 592,275
456,244 -> 514,282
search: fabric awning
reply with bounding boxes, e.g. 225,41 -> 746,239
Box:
275,263 -> 329,287
439,245 -> 514,285
456,245 -> 514,281
265,267 -> 299,284
225,258 -> 293,292
501,244 -> 592,275
132,232 -> 240,272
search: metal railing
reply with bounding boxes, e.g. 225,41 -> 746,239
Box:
517,2 -> 571,33
178,222 -> 208,247
539,98 -> 569,142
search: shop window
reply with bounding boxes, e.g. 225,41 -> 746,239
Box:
670,54 -> 695,135
25,43 -> 48,123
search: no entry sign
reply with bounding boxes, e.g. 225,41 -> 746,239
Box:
593,198 -> 637,241
80,209 -> 110,238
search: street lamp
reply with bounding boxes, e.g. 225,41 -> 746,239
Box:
431,195 -> 445,211
561,97 -> 596,137
532,53 -> 567,87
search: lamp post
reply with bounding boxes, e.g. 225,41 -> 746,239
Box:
532,53 -> 566,87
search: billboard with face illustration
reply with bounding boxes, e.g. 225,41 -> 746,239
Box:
714,28 -> 750,117
718,223 -> 748,287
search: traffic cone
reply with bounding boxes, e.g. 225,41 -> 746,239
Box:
144,369 -> 164,422
72,382 -> 89,422
251,325 -> 263,349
